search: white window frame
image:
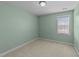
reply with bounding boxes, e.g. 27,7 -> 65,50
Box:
57,15 -> 70,35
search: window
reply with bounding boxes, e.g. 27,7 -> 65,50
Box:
57,15 -> 70,34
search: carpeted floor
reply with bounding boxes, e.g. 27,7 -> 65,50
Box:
4,39 -> 77,57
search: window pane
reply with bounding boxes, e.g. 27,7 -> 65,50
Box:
57,15 -> 69,34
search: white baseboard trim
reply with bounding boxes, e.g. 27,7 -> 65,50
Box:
74,47 -> 79,56
39,38 -> 73,46
0,38 -> 38,57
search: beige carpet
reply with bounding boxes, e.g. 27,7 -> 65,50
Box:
4,39 -> 77,57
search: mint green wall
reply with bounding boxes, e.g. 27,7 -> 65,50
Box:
0,5 -> 38,53
39,11 -> 74,43
74,3 -> 79,51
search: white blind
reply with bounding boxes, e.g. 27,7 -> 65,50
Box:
57,15 -> 69,34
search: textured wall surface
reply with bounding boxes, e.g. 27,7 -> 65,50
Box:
74,3 -> 79,51
0,5 -> 38,53
39,11 -> 74,43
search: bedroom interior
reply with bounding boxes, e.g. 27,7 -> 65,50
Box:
0,1 -> 79,57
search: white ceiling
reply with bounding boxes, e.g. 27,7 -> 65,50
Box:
0,1 -> 78,16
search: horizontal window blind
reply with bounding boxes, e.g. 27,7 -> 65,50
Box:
57,15 -> 70,34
